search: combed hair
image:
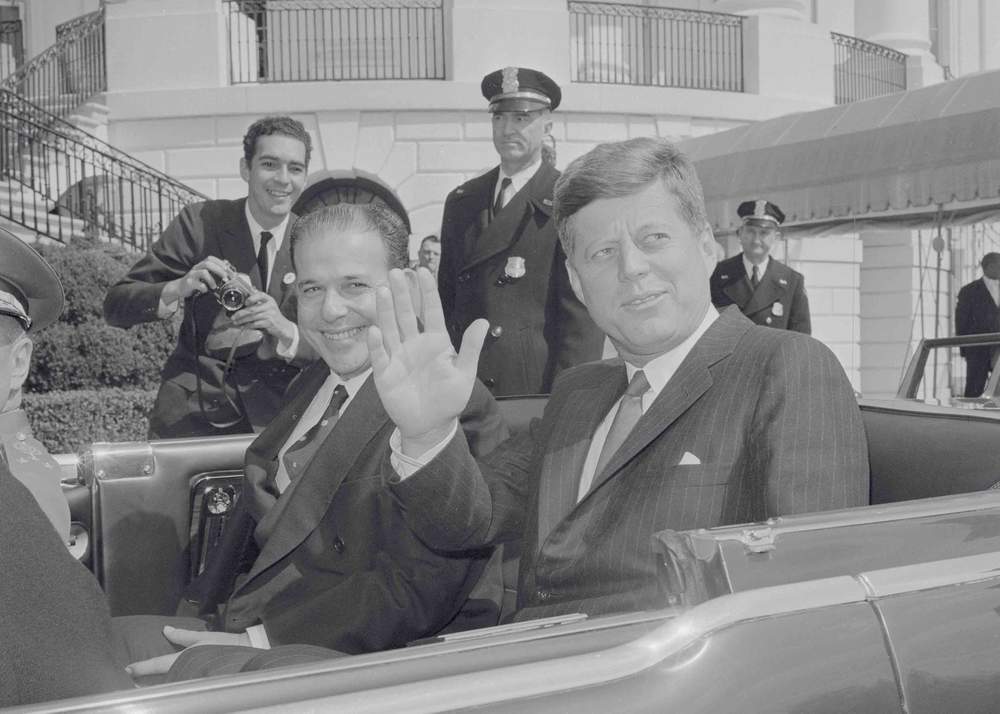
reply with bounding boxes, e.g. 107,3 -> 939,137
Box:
553,137 -> 709,255
981,252 -> 1000,270
290,202 -> 410,270
243,115 -> 313,165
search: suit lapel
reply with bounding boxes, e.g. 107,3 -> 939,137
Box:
267,216 -> 296,300
580,308 -> 751,501
720,257 -> 753,309
742,260 -> 786,316
461,163 -> 556,273
216,198 -> 261,289
536,363 -> 626,544
240,374 -> 388,588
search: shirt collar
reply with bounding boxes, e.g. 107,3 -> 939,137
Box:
498,157 -> 542,196
328,366 -> 373,398
624,306 -> 719,398
244,201 -> 289,250
743,254 -> 769,280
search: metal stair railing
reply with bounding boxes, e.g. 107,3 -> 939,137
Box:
0,89 -> 208,248
1,7 -> 105,121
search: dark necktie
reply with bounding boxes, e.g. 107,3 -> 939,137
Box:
257,231 -> 273,288
277,384 -> 348,493
585,370 -> 649,496
493,177 -> 512,218
751,264 -> 760,289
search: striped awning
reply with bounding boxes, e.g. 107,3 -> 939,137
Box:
680,69 -> 1000,237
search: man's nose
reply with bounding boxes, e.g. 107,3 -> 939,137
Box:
321,293 -> 348,320
618,241 -> 649,280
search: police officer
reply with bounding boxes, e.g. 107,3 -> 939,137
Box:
437,66 -> 603,396
710,199 -> 811,334
0,228 -> 70,543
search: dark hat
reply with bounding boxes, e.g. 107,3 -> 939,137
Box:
737,199 -> 785,226
0,228 -> 64,331
481,67 -> 561,112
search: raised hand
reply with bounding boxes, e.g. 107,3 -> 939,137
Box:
368,268 -> 487,455
161,256 -> 232,304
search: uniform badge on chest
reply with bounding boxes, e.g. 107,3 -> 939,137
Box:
497,256 -> 526,286
772,302 -> 784,317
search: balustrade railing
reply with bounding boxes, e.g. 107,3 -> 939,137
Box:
569,2 -> 744,92
1,8 -> 105,121
832,32 -> 906,104
225,0 -> 445,83
0,90 -> 207,248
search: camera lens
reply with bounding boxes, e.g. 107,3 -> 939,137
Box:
220,287 -> 246,311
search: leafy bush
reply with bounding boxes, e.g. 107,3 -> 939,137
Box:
23,388 -> 155,454
34,243 -> 139,326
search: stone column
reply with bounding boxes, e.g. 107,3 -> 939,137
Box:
854,0 -> 943,87
104,0 -> 228,92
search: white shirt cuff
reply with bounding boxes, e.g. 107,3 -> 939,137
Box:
275,325 -> 300,361
156,294 -> 180,319
388,422 -> 458,481
245,624 -> 271,649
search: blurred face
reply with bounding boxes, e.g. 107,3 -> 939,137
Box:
0,319 -> 31,413
418,240 -> 440,273
294,227 -> 389,379
738,219 -> 779,264
240,134 -> 308,229
491,109 -> 552,174
983,259 -> 1000,280
565,180 -> 716,366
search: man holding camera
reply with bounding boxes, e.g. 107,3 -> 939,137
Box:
105,116 -> 312,438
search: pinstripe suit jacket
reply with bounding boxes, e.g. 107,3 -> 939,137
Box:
390,306 -> 869,620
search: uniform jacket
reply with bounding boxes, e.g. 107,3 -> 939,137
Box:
438,162 -> 603,396
0,409 -> 69,543
955,278 -> 1000,357
391,307 -> 869,621
710,254 -> 811,334
103,198 -> 302,438
190,362 -> 508,654
0,465 -> 133,706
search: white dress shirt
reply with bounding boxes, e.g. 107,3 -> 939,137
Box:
985,276 -> 1000,306
493,157 -> 542,211
743,254 -> 770,286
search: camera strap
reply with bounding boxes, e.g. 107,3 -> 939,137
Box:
188,295 -> 249,431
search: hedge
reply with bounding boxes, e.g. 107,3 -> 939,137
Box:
34,242 -> 139,326
23,388 -> 156,454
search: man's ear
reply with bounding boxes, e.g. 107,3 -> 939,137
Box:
699,229 -> 719,271
5,335 -> 32,407
565,257 -> 586,306
239,157 -> 250,184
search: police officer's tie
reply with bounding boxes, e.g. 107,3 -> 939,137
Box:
275,384 -> 348,493
492,177 -> 512,219
257,231 -> 273,288
750,264 -> 760,289
583,370 -> 649,496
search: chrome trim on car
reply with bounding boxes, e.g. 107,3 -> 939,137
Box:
858,550 -> 1000,598
78,441 -> 155,483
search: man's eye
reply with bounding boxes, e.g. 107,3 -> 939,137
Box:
590,246 -> 615,260
642,233 -> 670,246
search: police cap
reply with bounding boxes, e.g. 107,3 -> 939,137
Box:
737,199 -> 785,226
481,66 -> 561,112
0,228 -> 64,332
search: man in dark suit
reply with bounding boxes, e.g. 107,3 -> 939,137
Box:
955,252 -> 1000,396
438,66 -> 603,396
122,203 -> 507,678
104,116 -> 312,438
371,137 -> 869,621
710,200 -> 811,333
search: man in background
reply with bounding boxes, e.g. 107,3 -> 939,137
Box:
104,116 -> 312,438
956,252 -> 1000,396
437,66 -> 603,396
413,234 -> 441,276
711,199 -> 811,334
0,228 -> 70,544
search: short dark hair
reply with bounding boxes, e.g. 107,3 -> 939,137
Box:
243,116 -> 313,166
420,234 -> 440,248
553,137 -> 709,256
290,203 -> 410,271
981,252 -> 1000,270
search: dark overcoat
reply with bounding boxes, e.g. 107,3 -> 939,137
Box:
438,163 -> 603,396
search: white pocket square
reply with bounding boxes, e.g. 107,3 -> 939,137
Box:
678,451 -> 701,466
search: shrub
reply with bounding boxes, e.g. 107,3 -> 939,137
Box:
23,388 -> 155,454
34,242 -> 139,326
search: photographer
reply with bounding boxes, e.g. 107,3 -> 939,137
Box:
104,116 -> 313,438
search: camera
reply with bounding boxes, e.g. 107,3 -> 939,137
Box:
212,264 -> 253,313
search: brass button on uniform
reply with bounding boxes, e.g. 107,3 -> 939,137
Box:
489,325 -> 503,338
332,537 -> 345,554
483,377 -> 496,389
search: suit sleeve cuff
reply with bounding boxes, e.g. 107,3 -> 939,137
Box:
388,423 -> 458,481
245,624 -> 271,649
156,294 -> 181,320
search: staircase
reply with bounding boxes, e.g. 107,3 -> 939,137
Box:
0,7 -> 206,250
